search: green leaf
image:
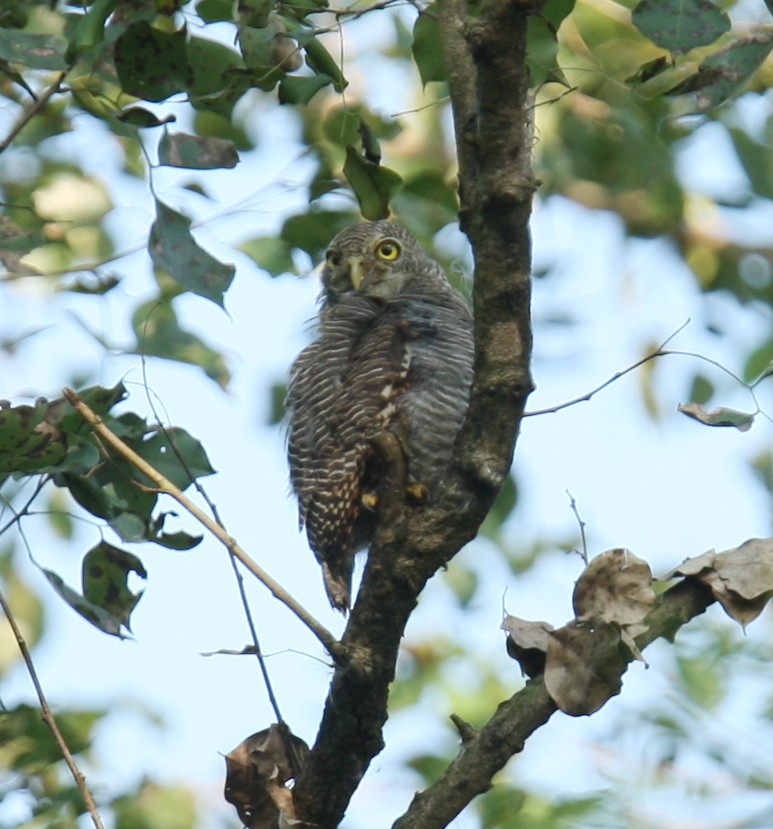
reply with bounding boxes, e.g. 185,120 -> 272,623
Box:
66,0 -> 120,61
82,542 -> 147,633
278,73 -> 331,104
480,474 -> 518,539
0,400 -> 67,474
527,16 -> 565,87
136,426 -> 215,490
56,383 -> 128,434
237,25 -> 275,67
279,0 -> 329,22
158,132 -> 239,169
728,127 -> 773,200
114,22 -> 191,103
688,374 -> 714,405
281,210 -> 358,256
118,108 -> 177,128
300,34 -> 346,92
239,236 -> 296,276
632,0 -> 730,52
43,568 -> 129,638
237,0 -> 272,27
677,655 -> 724,708
196,0 -> 234,22
187,36 -> 245,116
0,30 -> 66,70
541,0 -> 576,29
412,10 -> 446,85
626,55 -> 671,86
151,528 -> 203,550
132,296 -> 232,387
323,105 -> 402,146
149,200 -> 235,306
678,402 -> 755,431
694,38 -> 773,110
343,145 -> 403,220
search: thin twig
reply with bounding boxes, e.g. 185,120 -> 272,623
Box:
565,490 -> 588,564
0,477 -> 48,539
523,321 -> 691,418
0,70 -> 68,155
131,352 -> 302,766
62,388 -> 340,658
0,585 -> 106,829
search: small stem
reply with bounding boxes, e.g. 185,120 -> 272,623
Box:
0,585 -> 106,829
0,70 -> 68,155
62,388 -> 340,658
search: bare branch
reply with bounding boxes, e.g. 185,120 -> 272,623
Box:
61,387 -> 341,659
523,321 -> 690,418
0,584 -> 107,829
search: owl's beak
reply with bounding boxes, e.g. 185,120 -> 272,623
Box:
347,256 -> 365,289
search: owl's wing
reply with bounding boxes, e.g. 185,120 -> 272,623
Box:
286,295 -> 390,610
386,286 -> 475,491
286,295 -> 382,529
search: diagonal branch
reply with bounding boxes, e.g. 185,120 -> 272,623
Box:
62,388 -> 340,658
0,584 -> 107,829
391,578 -> 715,829
0,70 -> 68,155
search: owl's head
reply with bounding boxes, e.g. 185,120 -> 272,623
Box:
321,221 -> 429,300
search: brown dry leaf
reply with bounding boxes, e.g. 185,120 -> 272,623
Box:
664,538 -> 773,626
224,723 -> 309,829
573,548 -> 656,629
501,614 -> 554,678
545,619 -> 628,716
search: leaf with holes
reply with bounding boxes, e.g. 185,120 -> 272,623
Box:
115,22 -> 191,103
82,542 -> 147,633
695,38 -> 773,110
149,200 -> 235,306
137,426 -> 215,490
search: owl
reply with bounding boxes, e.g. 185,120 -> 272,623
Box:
286,221 -> 474,612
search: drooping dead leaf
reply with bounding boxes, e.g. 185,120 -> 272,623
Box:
678,402 -> 755,431
545,619 -> 628,716
501,614 -> 554,678
573,548 -> 656,635
224,723 -> 309,829
663,538 -> 773,626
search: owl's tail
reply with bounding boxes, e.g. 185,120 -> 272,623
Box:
321,560 -> 353,614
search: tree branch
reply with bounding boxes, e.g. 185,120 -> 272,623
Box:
0,584 -> 107,829
0,70 -> 68,155
391,578 -> 715,829
62,388 -> 340,659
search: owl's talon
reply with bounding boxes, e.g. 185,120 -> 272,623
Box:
362,492 -> 378,510
406,482 -> 428,505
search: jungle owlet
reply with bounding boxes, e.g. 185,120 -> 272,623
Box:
286,221 -> 474,612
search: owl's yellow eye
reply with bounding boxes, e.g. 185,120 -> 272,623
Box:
375,239 -> 401,261
325,250 -> 342,268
